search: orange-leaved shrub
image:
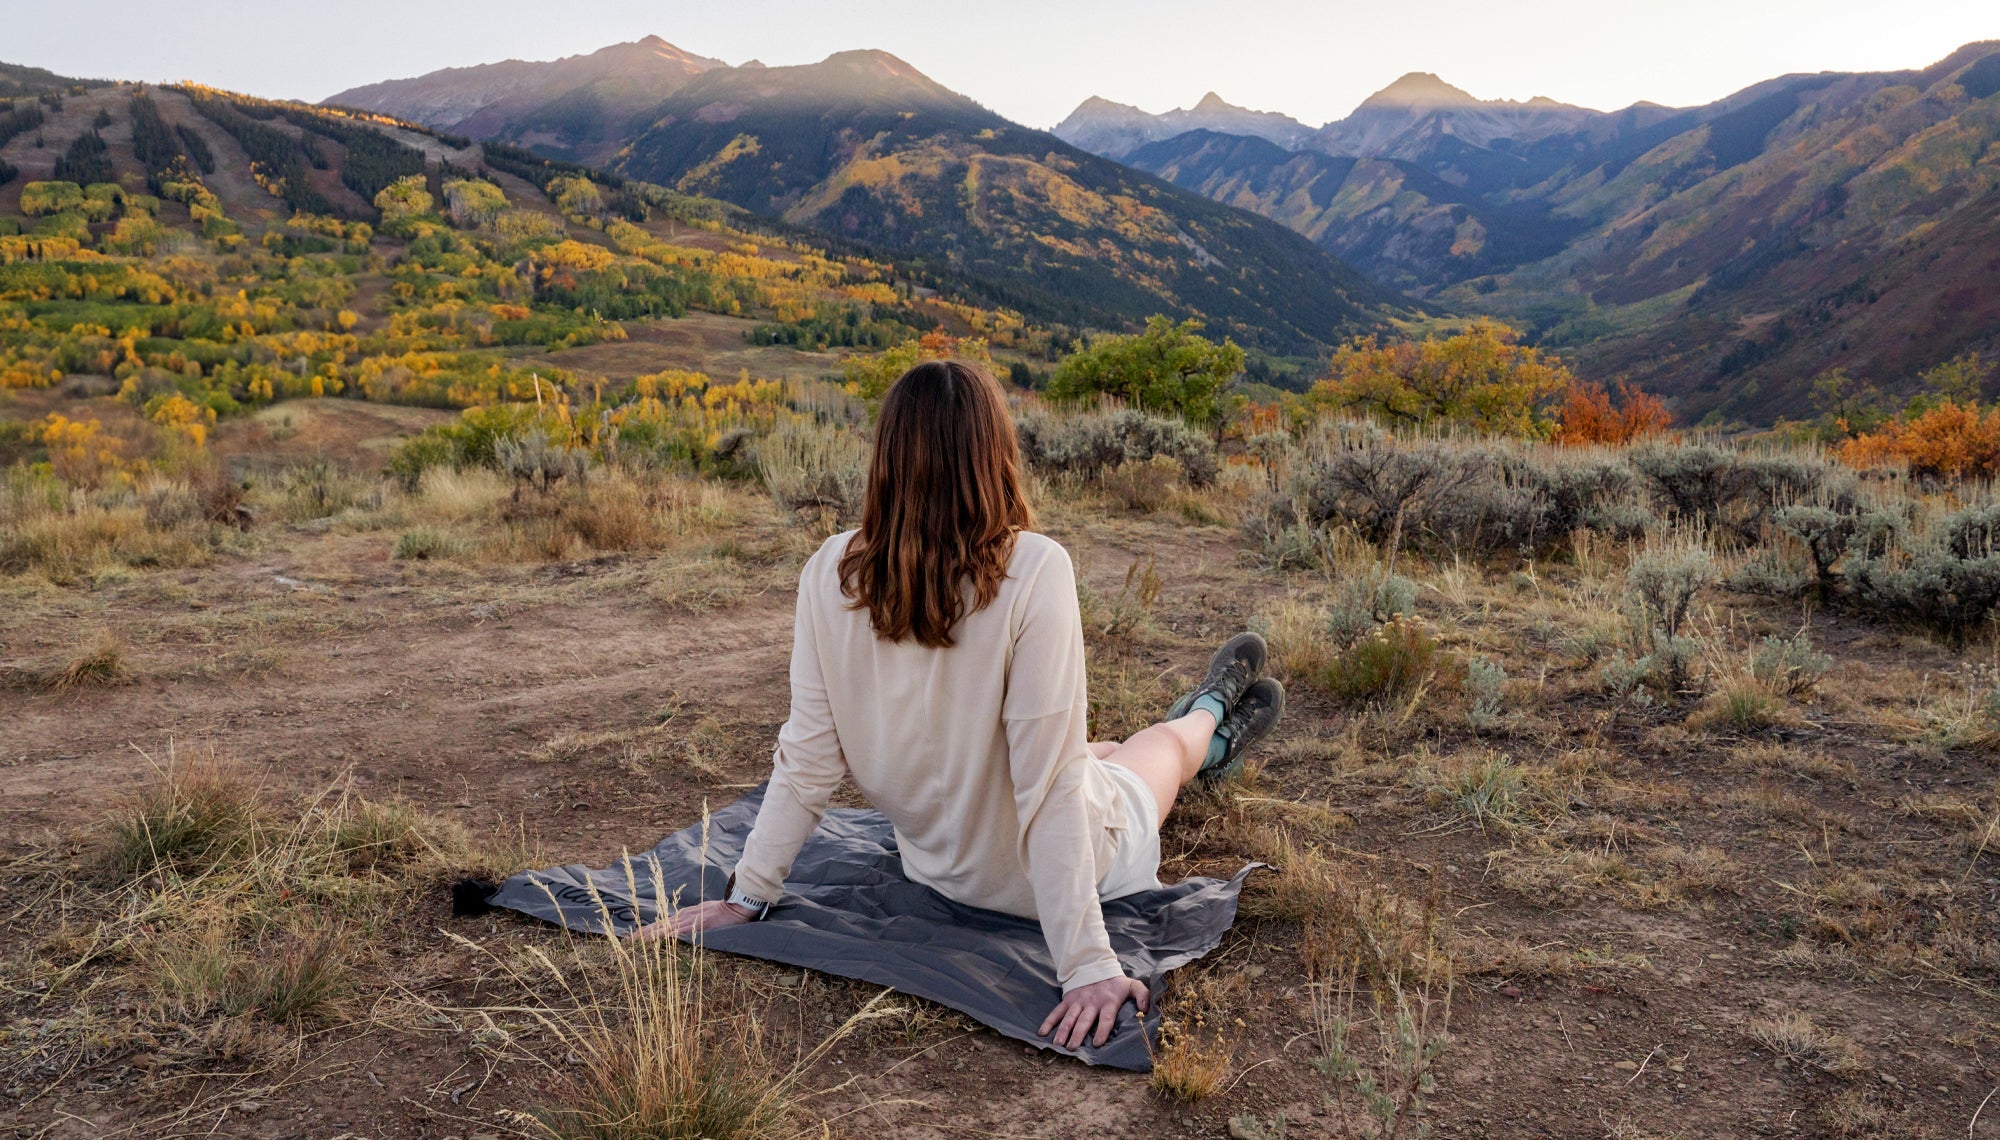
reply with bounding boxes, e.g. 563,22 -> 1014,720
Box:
1834,401 -> 2000,480
1554,381 -> 1672,446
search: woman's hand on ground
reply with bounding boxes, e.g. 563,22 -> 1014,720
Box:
629,899 -> 756,942
1039,975 -> 1149,1049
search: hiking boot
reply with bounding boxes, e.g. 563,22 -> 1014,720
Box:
1164,632 -> 1267,722
1196,677 -> 1285,786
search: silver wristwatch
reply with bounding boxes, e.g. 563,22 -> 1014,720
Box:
725,882 -> 773,920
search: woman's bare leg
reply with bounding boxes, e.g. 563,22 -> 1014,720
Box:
1096,710 -> 1215,826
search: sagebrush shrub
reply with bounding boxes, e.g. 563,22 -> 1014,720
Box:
1727,546 -> 1814,598
1325,568 -> 1417,649
1015,407 -> 1218,486
756,419 -> 867,529
1291,438 -> 1490,547
1627,539 -> 1714,641
1845,526 -> 2000,639
1615,536 -> 1716,697
1465,657 -> 1507,730
1494,449 -> 1648,553
1631,443 -> 1744,529
1271,436 -> 1650,560
1772,505 -> 1859,593
1632,443 -> 1845,542
1750,631 -> 1833,697
498,430 -> 589,496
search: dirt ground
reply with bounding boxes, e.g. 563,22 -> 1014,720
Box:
3,403 -> 1999,1139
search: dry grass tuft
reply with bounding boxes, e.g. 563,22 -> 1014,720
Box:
1149,1024 -> 1232,1102
567,471 -> 659,551
1086,654 -> 1175,742
44,627 -> 127,688
1245,831 -> 1451,986
1744,1011 -> 1866,1076
438,874 -> 889,1140
1258,596 -> 1338,681
5,746 -> 541,1084
106,748 -> 263,877
1421,751 -> 1530,833
412,464 -> 509,523
1686,676 -> 1790,735
1149,969 -> 1242,1102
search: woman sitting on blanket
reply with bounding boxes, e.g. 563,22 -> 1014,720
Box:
636,359 -> 1284,1050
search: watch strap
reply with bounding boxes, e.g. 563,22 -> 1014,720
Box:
725,882 -> 773,919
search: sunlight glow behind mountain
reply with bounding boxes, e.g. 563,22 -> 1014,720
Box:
14,0 -> 1999,129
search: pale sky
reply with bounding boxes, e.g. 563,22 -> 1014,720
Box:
11,1 -> 2000,128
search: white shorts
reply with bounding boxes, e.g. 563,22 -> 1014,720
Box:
1095,759 -> 1164,900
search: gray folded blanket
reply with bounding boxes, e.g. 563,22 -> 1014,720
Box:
487,784 -> 1254,1071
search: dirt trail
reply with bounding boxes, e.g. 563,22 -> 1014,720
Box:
2,555 -> 795,853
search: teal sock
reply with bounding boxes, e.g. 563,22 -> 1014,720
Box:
1191,691 -> 1229,725
1192,693 -> 1230,765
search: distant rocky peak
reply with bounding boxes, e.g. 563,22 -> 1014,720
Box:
1357,72 -> 1480,110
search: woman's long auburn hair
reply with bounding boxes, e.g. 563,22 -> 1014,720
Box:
838,359 -> 1035,648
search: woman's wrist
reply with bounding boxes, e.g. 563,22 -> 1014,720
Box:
724,879 -> 774,919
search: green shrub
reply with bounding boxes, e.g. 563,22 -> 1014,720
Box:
1044,315 -> 1243,425
1319,617 -> 1452,703
388,431 -> 459,492
393,527 -> 461,561
19,179 -> 84,216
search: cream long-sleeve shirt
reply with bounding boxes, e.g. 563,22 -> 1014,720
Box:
731,529 -> 1131,992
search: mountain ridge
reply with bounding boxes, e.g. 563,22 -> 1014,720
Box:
605,52 -> 1396,352
1050,92 -> 1314,158
326,37 -> 729,164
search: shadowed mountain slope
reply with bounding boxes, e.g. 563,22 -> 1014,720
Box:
604,51 -> 1406,353
332,44 -> 1402,355
1079,45 -> 2000,420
